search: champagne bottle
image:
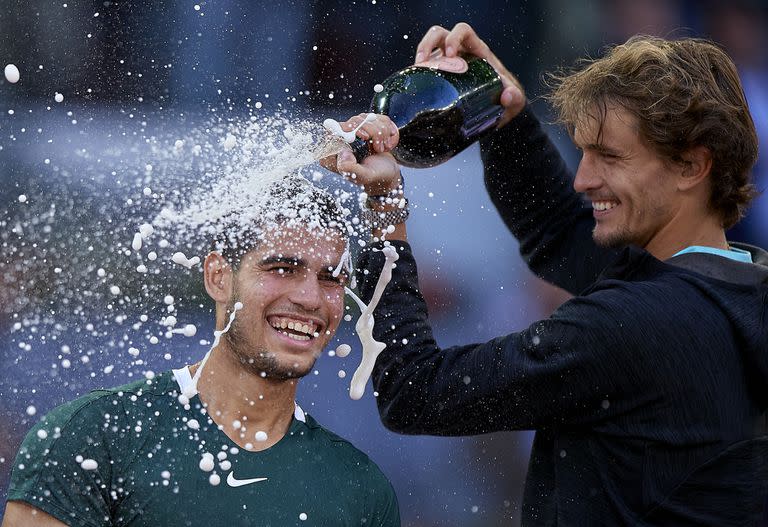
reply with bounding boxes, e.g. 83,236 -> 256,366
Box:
350,55 -> 503,168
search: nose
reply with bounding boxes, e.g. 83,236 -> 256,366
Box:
288,273 -> 323,312
573,154 -> 601,194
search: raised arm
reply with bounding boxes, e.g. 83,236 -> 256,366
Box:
357,242 -> 656,435
480,107 -> 620,294
418,22 -> 620,293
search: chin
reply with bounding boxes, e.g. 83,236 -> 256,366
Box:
260,351 -> 320,380
592,227 -> 634,249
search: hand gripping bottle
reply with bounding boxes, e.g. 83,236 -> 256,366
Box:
350,55 -> 504,168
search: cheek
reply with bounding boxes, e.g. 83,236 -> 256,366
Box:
325,289 -> 345,321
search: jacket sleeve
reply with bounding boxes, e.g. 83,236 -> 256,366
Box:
480,105 -> 620,295
358,242 -> 650,436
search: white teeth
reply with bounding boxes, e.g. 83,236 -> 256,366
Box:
284,332 -> 310,342
593,201 -> 618,211
269,317 -> 318,338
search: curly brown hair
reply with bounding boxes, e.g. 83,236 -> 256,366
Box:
547,35 -> 758,228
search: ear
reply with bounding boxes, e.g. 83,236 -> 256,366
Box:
204,252 -> 233,304
678,146 -> 712,192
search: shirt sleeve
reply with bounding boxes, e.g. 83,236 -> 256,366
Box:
357,242 -> 658,436
479,105 -> 620,295
365,462 -> 401,527
7,393 -> 119,527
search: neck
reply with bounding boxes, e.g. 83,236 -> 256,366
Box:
645,210 -> 727,261
190,342 -> 298,451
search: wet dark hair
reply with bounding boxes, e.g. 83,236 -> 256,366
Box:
210,176 -> 348,267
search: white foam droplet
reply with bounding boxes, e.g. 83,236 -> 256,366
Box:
54,92 -> 64,103
4,64 -> 20,83
209,473 -> 220,485
139,223 -> 154,238
335,344 -> 352,358
187,419 -> 200,430
222,134 -> 237,151
299,513 -> 308,521
373,84 -> 384,93
322,113 -> 377,143
171,251 -> 199,269
17,194 -> 27,203
255,431 -> 268,442
199,453 -> 214,472
80,459 -> 98,471
132,233 -> 143,251
26,405 -> 37,416
36,429 -> 48,439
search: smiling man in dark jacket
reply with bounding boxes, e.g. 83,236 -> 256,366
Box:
331,23 -> 768,526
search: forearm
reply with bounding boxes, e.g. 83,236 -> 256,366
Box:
356,242 -> 614,434
357,242 -> 516,434
480,106 -> 618,294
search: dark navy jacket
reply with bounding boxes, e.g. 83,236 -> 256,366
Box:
357,107 -> 768,525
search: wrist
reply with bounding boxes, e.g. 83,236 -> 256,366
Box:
360,174 -> 409,229
363,173 -> 403,197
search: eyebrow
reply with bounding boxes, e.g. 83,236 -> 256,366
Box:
581,142 -> 622,155
260,255 -> 305,267
260,255 -> 348,277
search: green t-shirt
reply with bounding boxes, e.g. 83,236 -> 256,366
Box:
8,370 -> 400,527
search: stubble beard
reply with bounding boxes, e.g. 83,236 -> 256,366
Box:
223,295 -> 317,381
592,223 -> 634,248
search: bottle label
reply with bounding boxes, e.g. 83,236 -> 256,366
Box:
413,56 -> 468,74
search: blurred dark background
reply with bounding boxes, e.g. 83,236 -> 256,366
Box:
1,0 -> 766,525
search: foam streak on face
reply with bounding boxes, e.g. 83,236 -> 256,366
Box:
344,245 -> 399,400
179,301 -> 244,402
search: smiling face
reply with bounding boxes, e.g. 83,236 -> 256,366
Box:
572,104 -> 681,249
219,225 -> 348,381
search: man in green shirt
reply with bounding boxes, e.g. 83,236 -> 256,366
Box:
3,177 -> 400,527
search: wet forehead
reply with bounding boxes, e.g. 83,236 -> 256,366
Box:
248,226 -> 346,266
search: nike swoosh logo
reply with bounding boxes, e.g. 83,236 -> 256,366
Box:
226,471 -> 268,487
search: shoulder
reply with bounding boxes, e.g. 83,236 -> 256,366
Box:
17,371 -> 178,455
299,414 -> 394,487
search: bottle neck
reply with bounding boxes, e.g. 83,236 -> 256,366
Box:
348,137 -> 370,164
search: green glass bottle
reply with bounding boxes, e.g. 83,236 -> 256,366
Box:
350,56 -> 503,168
